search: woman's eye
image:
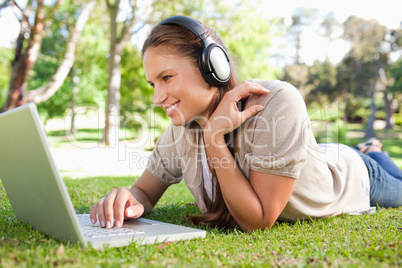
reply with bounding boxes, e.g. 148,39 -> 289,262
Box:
162,75 -> 171,81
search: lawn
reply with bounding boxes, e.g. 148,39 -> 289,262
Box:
0,176 -> 401,267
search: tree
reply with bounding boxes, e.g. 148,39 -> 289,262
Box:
318,12 -> 342,60
382,25 -> 402,129
103,0 -> 151,147
388,59 -> 402,120
338,16 -> 387,137
1,0 -> 95,112
305,59 -> 338,107
280,64 -> 310,97
288,7 -> 318,65
68,2 -> 109,132
213,1 -> 277,81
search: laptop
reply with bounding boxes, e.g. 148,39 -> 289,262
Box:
0,103 -> 206,249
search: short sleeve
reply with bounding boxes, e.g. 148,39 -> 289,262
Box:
242,82 -> 309,179
146,124 -> 183,185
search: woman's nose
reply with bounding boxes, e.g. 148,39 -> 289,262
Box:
153,86 -> 168,106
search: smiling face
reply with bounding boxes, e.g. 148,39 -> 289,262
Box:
143,46 -> 218,127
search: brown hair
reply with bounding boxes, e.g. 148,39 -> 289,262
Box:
142,21 -> 239,229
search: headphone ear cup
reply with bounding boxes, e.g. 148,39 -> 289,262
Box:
199,44 -> 231,87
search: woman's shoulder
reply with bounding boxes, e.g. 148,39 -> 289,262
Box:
248,79 -> 299,95
244,79 -> 306,111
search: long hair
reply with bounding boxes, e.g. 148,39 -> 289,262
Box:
142,20 -> 239,229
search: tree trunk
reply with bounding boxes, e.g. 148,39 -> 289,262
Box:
104,45 -> 122,147
294,32 -> 301,65
365,90 -> 377,138
103,0 -> 139,146
104,1 -> 120,147
70,70 -> 79,135
379,68 -> 395,130
3,0 -> 44,111
383,92 -> 395,129
342,86 -> 349,122
364,67 -> 380,138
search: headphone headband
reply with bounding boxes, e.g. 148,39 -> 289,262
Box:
157,16 -> 231,87
158,16 -> 208,40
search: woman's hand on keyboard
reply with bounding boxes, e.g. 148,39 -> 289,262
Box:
90,187 -> 144,229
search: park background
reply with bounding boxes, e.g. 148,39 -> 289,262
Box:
1,0 -> 401,167
0,0 -> 401,267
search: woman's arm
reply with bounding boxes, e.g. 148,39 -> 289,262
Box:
203,81 -> 296,231
204,134 -> 295,231
90,169 -> 168,228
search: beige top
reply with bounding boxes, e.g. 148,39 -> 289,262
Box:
146,80 -> 370,221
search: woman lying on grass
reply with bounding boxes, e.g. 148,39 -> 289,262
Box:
90,16 -> 402,231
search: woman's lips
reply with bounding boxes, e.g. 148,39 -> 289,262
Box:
165,101 -> 180,116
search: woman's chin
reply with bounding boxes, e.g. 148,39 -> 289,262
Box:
170,118 -> 187,126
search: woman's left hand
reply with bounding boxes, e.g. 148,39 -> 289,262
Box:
204,81 -> 269,143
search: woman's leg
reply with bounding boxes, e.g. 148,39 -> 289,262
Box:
356,151 -> 402,208
366,151 -> 402,180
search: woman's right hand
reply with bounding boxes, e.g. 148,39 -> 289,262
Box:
89,187 -> 144,229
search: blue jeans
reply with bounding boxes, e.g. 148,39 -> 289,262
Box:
352,148 -> 402,208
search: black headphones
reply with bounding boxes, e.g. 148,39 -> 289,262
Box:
158,16 -> 231,87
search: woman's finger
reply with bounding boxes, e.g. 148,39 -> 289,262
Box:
95,197 -> 106,227
125,203 -> 144,219
103,188 -> 119,228
231,81 -> 269,102
89,204 -> 97,224
240,105 -> 264,123
113,187 -> 141,228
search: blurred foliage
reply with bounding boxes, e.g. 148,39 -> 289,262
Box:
0,47 -> 12,107
281,14 -> 401,126
120,43 -> 169,134
217,2 -> 279,80
71,0 -> 109,109
280,64 -> 310,97
305,59 -> 338,106
395,113 -> 402,126
331,119 -> 348,144
389,59 -> 402,97
335,17 -> 389,125
153,0 -> 278,80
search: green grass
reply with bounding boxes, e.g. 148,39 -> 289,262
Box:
1,177 -> 401,267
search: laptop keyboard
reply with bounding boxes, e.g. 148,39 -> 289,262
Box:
76,215 -> 145,238
80,225 -> 145,238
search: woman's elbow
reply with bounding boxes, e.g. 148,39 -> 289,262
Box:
239,219 -> 276,232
